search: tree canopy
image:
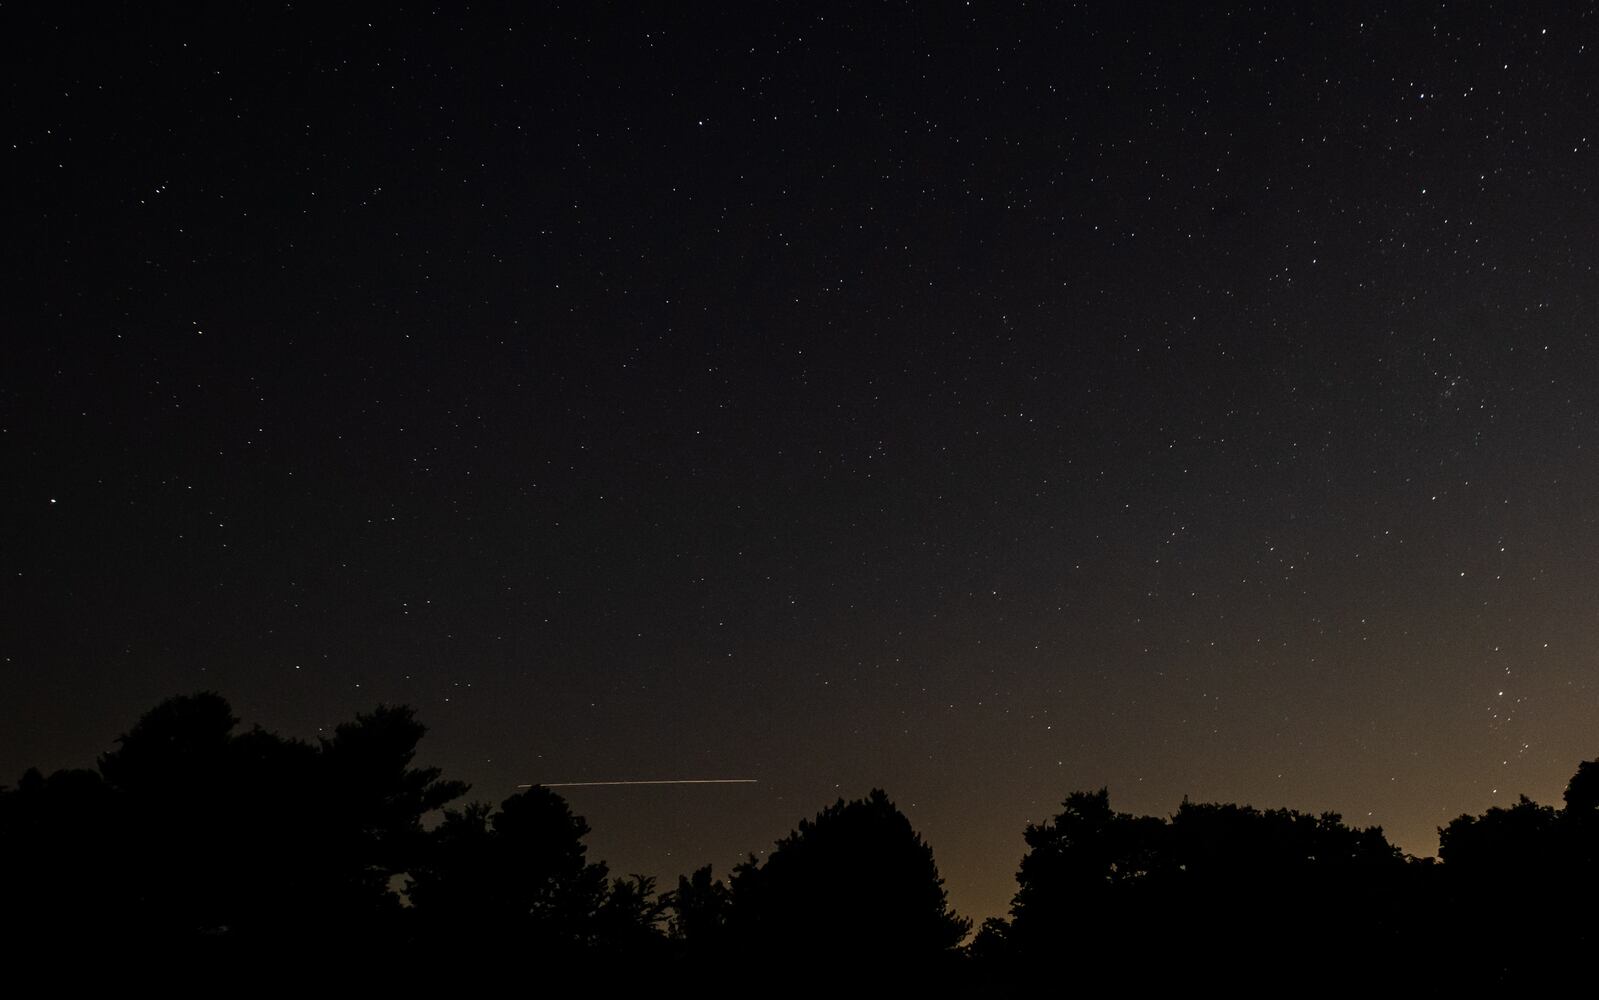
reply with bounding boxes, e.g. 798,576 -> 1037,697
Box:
5,689 -> 1599,987
724,788 -> 970,967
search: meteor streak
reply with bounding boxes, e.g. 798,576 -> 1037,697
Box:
517,778 -> 759,789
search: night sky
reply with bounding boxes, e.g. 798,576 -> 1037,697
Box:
6,3 -> 1598,926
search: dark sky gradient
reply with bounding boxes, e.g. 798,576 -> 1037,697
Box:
5,3 -> 1598,925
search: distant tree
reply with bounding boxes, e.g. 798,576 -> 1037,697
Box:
665,864 -> 734,958
408,785 -> 664,959
1166,800 -> 1404,882
1009,788 -> 1167,953
1438,794 -> 1559,872
727,789 -> 970,967
1008,788 -> 1408,987
216,725 -> 322,940
312,703 -> 468,929
594,873 -> 670,959
1431,759 -> 1599,970
55,690 -> 1599,983
0,766 -> 122,945
95,691 -> 248,939
1560,759 -> 1599,963
97,691 -> 238,791
14,692 -> 468,952
1564,759 -> 1599,815
964,916 -> 1013,966
1165,800 -> 1406,979
481,785 -> 610,943
1435,787 -> 1589,986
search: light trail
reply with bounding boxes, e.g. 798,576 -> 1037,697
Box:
516,778 -> 759,789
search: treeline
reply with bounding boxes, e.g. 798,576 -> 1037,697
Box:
2,694 -> 1595,987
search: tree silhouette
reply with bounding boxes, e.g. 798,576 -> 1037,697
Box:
665,864 -> 734,961
12,688 -> 1599,981
963,916 -> 1013,968
727,788 -> 970,968
96,691 -> 237,788
1564,760 -> 1599,815
1164,799 -> 1407,980
1433,787 -> 1599,985
408,784 -> 665,959
0,766 -> 122,947
1008,788 -> 1167,957
594,873 -> 670,959
95,691 -> 251,940
1006,788 -> 1409,988
312,703 -> 468,932
35,692 -> 466,953
1438,794 -> 1559,872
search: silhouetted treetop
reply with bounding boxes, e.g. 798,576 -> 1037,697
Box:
666,864 -> 733,951
4,692 -> 469,953
408,784 -> 663,958
1438,794 -> 1560,872
1003,785 -> 1409,986
728,788 -> 970,963
322,703 -> 468,821
1565,759 -> 1599,814
9,689 -> 1599,983
97,690 -> 238,793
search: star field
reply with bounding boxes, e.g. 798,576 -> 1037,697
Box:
4,4 -> 1598,925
